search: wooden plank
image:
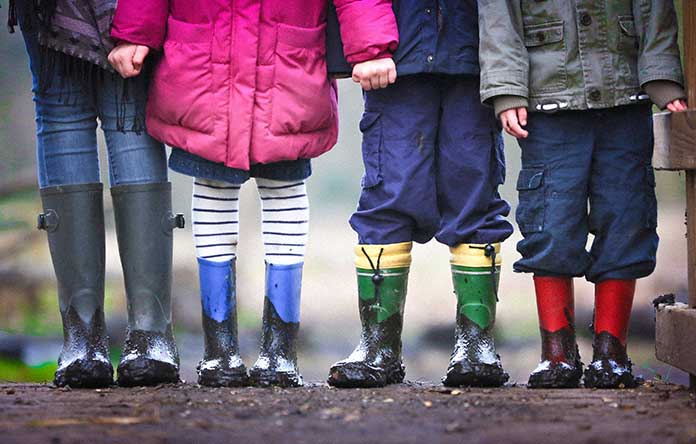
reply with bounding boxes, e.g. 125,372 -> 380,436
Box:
690,171 -> 696,308
685,2 -> 696,106
653,110 -> 696,170
655,304 -> 696,375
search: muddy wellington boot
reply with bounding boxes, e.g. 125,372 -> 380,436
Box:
328,243 -> 411,388
197,257 -> 247,386
112,183 -> 185,386
443,244 -> 509,387
248,262 -> 304,387
528,276 -> 583,389
39,184 -> 114,388
584,279 -> 639,389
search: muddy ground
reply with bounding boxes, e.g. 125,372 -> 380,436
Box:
0,381 -> 695,444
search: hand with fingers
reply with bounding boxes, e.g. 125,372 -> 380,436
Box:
108,43 -> 150,79
666,99 -> 688,113
352,58 -> 397,91
499,107 -> 529,139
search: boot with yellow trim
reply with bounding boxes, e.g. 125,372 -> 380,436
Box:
443,243 -> 509,387
327,243 -> 411,388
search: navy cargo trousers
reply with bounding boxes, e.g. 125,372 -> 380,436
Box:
515,104 -> 658,283
350,74 -> 513,247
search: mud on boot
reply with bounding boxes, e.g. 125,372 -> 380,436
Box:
39,183 -> 114,388
111,183 -> 183,387
249,263 -> 304,388
583,332 -> 639,389
443,244 -> 508,388
196,258 -> 248,387
527,329 -> 583,389
527,276 -> 583,389
54,307 -> 114,388
443,318 -> 508,387
328,243 -> 411,388
328,312 -> 406,389
117,329 -> 179,386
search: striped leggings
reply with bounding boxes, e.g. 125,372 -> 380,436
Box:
192,178 -> 309,265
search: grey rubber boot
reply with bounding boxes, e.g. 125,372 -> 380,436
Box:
38,183 -> 114,388
111,183 -> 185,386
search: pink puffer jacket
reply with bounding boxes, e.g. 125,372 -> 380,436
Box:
111,1 -> 398,170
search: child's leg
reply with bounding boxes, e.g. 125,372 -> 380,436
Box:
329,75 -> 440,388
436,76 -> 513,388
248,178 -> 309,387
24,29 -> 110,388
191,178 -> 246,387
516,111 -> 596,388
584,104 -> 656,389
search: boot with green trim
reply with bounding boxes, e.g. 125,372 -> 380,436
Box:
443,243 -> 509,387
327,243 -> 411,388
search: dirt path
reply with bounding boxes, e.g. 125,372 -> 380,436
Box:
0,381 -> 694,444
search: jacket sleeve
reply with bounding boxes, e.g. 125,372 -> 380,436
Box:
111,0 -> 169,50
633,0 -> 684,87
478,0 -> 529,105
333,0 -> 399,65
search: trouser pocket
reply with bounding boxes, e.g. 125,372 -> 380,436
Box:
516,168 -> 545,234
359,111 -> 383,189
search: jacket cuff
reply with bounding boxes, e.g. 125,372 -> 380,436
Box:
643,80 -> 687,110
493,96 -> 529,118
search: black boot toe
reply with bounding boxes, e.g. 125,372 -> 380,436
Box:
54,358 -> 113,388
527,361 -> 583,389
583,360 -> 640,389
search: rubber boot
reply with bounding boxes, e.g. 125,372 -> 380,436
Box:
443,243 -> 509,387
327,243 -> 411,388
248,262 -> 304,387
112,183 -> 185,387
584,279 -> 639,388
39,184 -> 114,388
197,257 -> 247,386
528,276 -> 583,389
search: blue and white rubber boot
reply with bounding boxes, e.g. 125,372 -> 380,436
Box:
197,257 -> 248,387
248,262 -> 304,387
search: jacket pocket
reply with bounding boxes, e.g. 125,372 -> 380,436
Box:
271,23 -> 334,136
516,168 -> 545,233
617,16 -> 640,87
150,17 -> 214,135
524,21 -> 567,94
359,112 -> 383,188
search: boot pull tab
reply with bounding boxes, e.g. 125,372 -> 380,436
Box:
37,210 -> 59,232
361,247 -> 385,313
163,213 -> 186,232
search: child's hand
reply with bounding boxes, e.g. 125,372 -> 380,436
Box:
108,43 -> 150,79
352,58 -> 397,91
666,99 -> 688,113
500,107 -> 529,139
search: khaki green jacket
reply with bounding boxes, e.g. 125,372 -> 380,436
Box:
478,0 -> 685,113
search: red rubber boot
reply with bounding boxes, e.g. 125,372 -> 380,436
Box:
584,279 -> 639,388
528,276 -> 583,388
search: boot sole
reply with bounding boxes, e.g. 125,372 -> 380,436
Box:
443,363 -> 509,388
528,367 -> 583,389
327,361 -> 405,388
117,357 -> 179,387
54,359 -> 114,389
198,367 -> 249,387
248,368 -> 303,388
583,367 -> 640,389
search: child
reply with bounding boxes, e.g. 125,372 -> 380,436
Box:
109,1 -> 399,387
326,0 -> 514,388
8,0 -> 181,388
478,0 -> 686,388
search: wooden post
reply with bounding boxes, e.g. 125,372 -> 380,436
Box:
654,1 -> 696,390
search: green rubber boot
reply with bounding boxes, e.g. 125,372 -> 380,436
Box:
327,243 -> 411,388
443,243 -> 509,387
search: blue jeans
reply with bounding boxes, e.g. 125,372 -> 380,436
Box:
22,30 -> 167,188
349,74 -> 513,247
515,105 -> 658,283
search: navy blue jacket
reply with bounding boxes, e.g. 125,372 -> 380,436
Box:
327,0 -> 480,77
